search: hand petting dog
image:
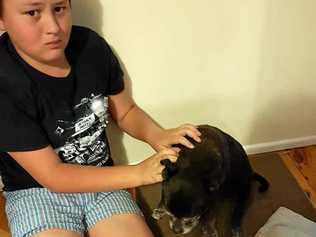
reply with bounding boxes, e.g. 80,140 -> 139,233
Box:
150,124 -> 202,152
136,148 -> 178,185
137,124 -> 202,185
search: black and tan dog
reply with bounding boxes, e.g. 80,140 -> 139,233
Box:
152,125 -> 269,237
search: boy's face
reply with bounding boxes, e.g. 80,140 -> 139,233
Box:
0,0 -> 72,65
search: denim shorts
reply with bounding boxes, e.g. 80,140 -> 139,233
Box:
3,188 -> 142,237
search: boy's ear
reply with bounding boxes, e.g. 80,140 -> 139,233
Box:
160,159 -> 178,181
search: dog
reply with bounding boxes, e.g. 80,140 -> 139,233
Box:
152,125 -> 269,237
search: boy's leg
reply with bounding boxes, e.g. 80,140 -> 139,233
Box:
32,229 -> 83,237
85,189 -> 153,237
88,214 -> 153,237
3,188 -> 85,237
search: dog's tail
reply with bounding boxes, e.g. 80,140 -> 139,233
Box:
252,172 -> 269,192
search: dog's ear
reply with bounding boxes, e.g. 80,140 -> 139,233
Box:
207,181 -> 221,192
203,163 -> 224,193
160,159 -> 178,180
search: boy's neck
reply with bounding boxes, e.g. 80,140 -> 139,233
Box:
14,44 -> 71,78
28,57 -> 71,78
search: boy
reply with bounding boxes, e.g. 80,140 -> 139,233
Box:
0,0 -> 201,237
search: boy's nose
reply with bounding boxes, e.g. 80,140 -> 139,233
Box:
45,13 -> 61,34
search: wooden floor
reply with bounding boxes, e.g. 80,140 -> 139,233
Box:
278,145 -> 316,209
0,194 -> 9,236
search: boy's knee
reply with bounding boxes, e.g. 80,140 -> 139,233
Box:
88,214 -> 154,237
31,229 -> 83,237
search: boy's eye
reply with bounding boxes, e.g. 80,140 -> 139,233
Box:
55,6 -> 66,13
26,10 -> 39,16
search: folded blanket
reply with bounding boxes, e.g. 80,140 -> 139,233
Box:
255,207 -> 316,237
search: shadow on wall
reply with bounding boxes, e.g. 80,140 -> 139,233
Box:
72,0 -> 136,165
246,0 -> 316,146
71,0 -> 103,34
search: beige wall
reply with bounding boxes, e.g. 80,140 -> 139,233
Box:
72,0 -> 316,164
3,1 -> 316,164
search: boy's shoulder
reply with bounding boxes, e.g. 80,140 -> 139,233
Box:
71,25 -> 99,40
71,25 -> 98,35
66,25 -> 112,64
68,25 -> 110,52
0,33 -> 31,91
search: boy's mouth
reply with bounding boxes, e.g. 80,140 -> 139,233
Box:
46,40 -> 63,48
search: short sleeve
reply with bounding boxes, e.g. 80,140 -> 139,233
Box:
0,93 -> 49,152
101,37 -> 125,95
66,26 -> 125,96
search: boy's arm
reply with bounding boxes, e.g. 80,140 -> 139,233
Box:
9,146 -> 140,192
108,87 -> 163,149
109,84 -> 201,151
9,145 -> 177,193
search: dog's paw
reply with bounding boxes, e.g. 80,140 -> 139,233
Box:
210,230 -> 219,237
202,227 -> 219,237
231,227 -> 241,237
152,208 -> 166,220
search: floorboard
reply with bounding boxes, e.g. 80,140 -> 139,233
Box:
279,145 -> 316,208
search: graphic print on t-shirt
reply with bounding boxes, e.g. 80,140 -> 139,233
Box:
54,93 -> 110,166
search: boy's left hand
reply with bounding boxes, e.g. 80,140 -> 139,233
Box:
151,124 -> 202,151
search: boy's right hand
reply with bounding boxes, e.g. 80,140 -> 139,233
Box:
135,148 -> 179,186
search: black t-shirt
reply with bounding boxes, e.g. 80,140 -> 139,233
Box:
0,25 -> 124,191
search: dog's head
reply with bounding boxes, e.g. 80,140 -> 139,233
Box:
153,136 -> 224,234
152,170 -> 209,234
161,174 -> 212,234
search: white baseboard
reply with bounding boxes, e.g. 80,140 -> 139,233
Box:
244,136 -> 316,155
115,136 -> 316,166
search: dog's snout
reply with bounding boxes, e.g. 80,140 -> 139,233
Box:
172,225 -> 183,234
170,219 -> 184,234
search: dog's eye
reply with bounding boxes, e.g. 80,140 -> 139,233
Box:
183,219 -> 194,225
209,186 -> 216,191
